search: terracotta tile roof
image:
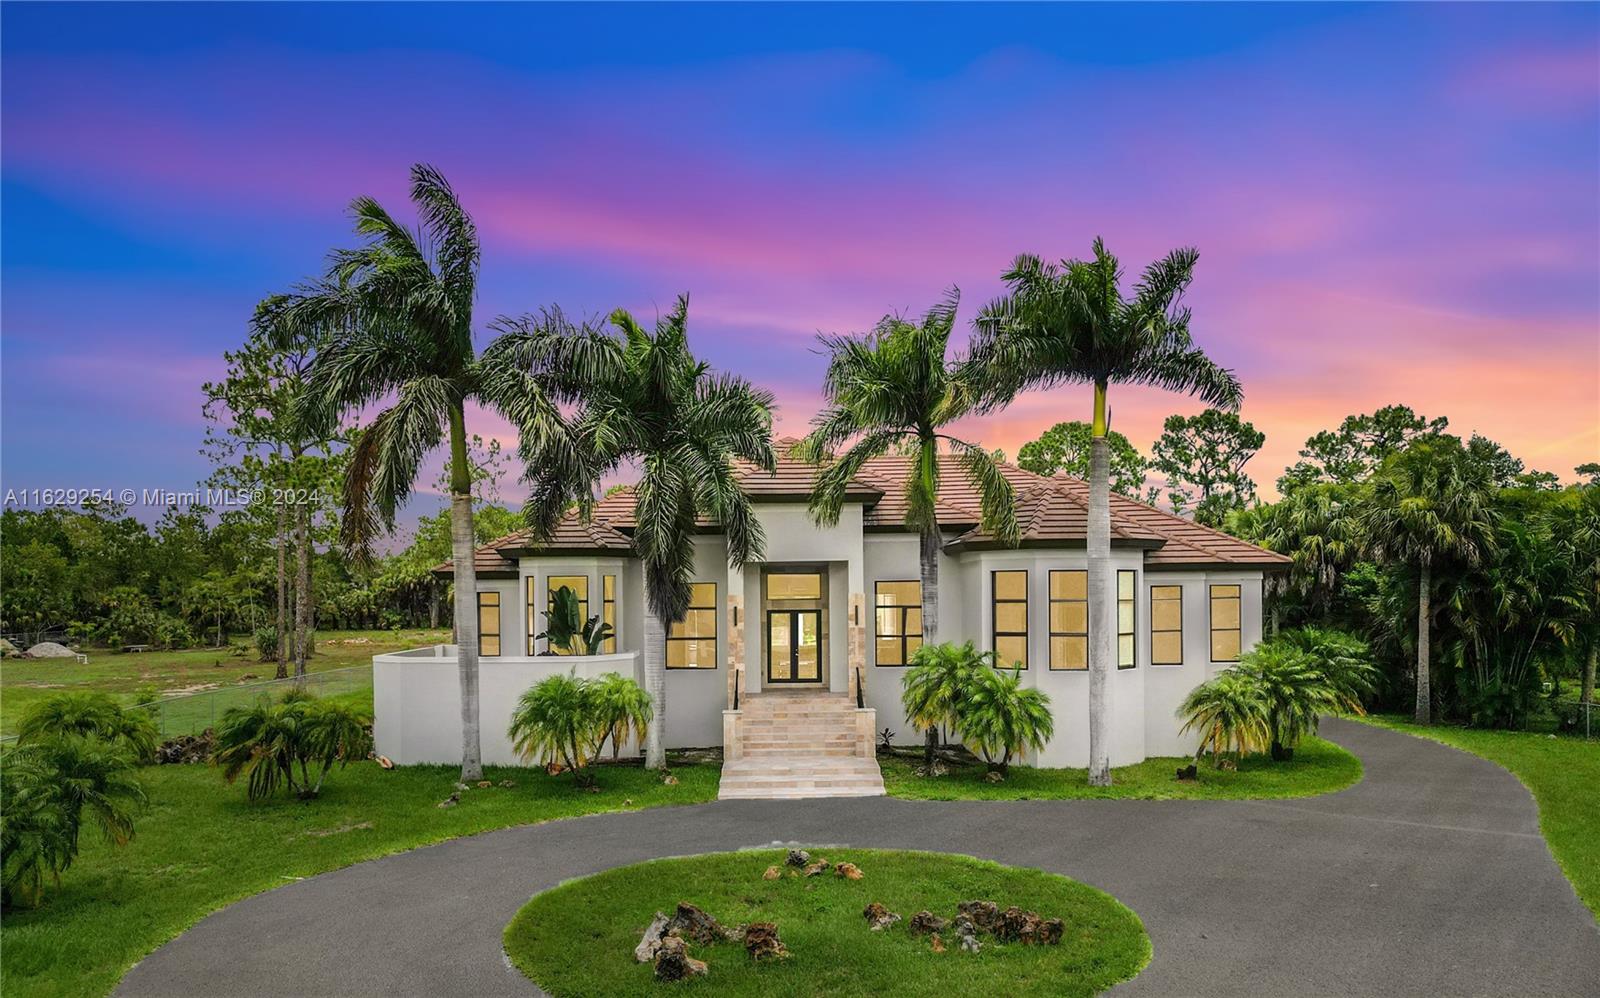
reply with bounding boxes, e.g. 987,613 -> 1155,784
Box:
945,479 -> 1167,550
436,437 -> 1289,573
431,511 -> 632,576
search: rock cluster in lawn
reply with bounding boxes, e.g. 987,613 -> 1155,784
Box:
785,849 -> 810,867
863,901 -> 902,931
666,901 -> 735,945
156,730 -> 215,764
1175,763 -> 1198,781
653,936 -> 707,981
834,861 -> 863,880
634,912 -> 673,962
743,922 -> 788,961
803,858 -> 831,877
908,910 -> 948,935
762,865 -> 781,880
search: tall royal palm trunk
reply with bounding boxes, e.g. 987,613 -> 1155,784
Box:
642,590 -> 667,770
294,502 -> 311,679
919,525 -> 941,764
447,405 -> 483,782
1086,383 -> 1113,786
275,499 -> 288,679
1415,563 -> 1431,725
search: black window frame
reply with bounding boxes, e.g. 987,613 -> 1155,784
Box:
1209,583 -> 1242,662
477,591 -> 501,658
1149,584 -> 1184,666
601,574 -> 617,654
873,579 -> 923,667
991,569 -> 1029,670
1117,569 -> 1137,670
1048,569 -> 1088,671
666,582 -> 718,670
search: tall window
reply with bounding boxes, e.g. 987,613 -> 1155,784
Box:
526,579 -> 537,655
991,570 -> 1028,669
602,574 -> 617,653
667,582 -> 718,669
1150,585 -> 1183,665
1048,570 -> 1088,671
546,575 -> 589,656
874,580 -> 922,666
1210,584 -> 1242,661
1117,570 -> 1137,669
477,591 -> 501,657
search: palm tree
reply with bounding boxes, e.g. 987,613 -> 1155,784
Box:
972,240 -> 1241,785
275,164 -> 584,781
508,673 -> 601,783
17,691 -> 158,764
512,297 -> 776,770
1550,486 -> 1600,706
796,291 -> 1020,764
591,672 -> 653,761
900,641 -> 990,766
1177,672 -> 1271,767
1361,436 -> 1497,723
957,666 -> 1054,775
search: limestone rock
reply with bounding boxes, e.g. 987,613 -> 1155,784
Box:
957,900 -> 1001,935
863,901 -> 901,931
953,914 -> 981,953
1038,918 -> 1065,946
743,922 -> 788,961
666,901 -> 734,945
653,936 -> 707,981
785,849 -> 810,867
834,862 -> 863,880
436,792 -> 459,809
908,910 -> 948,936
803,859 -> 831,877
635,911 -> 672,962
984,770 -> 1005,783
762,865 -> 781,881
930,932 -> 946,953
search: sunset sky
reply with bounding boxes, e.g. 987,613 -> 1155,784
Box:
3,3 -> 1596,527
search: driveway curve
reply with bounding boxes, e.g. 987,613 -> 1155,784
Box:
118,719 -> 1599,997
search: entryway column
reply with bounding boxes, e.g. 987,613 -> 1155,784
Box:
847,591 -> 866,702
726,565 -> 746,708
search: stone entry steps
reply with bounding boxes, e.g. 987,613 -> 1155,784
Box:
719,690 -> 885,800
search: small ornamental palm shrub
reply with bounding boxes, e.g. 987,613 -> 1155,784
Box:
18,691 -> 159,765
1233,645 -> 1342,760
901,641 -> 990,763
213,692 -> 374,801
1,735 -> 145,909
1178,671 -> 1271,766
508,672 -> 651,783
957,666 -> 1054,775
590,671 -> 653,760
1274,627 -> 1377,713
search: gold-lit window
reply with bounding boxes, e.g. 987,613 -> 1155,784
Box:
766,572 -> 822,601
1151,585 -> 1183,665
477,591 -> 501,657
874,580 -> 922,666
602,574 -> 617,653
1117,570 -> 1136,669
667,582 -> 718,669
1048,570 -> 1087,671
1210,584 -> 1242,662
991,570 -> 1028,669
546,575 -> 589,656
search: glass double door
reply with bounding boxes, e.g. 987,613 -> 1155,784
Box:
766,609 -> 822,683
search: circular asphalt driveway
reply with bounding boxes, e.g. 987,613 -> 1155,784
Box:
118,719 -> 1599,997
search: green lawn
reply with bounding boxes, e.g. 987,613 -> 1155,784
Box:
880,735 -> 1361,801
0,755 -> 721,998
0,628 -> 446,736
505,848 -> 1150,998
1358,715 -> 1600,921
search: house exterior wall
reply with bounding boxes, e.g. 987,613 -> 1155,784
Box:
374,646 -> 641,766
396,515 -> 1272,770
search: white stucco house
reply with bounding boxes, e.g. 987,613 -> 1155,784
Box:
374,441 -> 1288,789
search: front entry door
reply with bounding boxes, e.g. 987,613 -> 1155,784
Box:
766,609 -> 821,683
